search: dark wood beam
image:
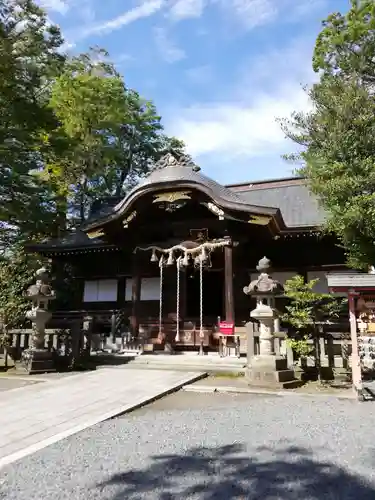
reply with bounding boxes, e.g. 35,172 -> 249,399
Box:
131,255 -> 141,338
224,239 -> 235,323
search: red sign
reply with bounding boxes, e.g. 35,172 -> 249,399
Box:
219,321 -> 234,335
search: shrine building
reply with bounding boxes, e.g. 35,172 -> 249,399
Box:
26,153 -> 347,350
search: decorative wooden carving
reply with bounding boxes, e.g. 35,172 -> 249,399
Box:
87,229 -> 105,239
190,228 -> 208,242
155,152 -> 201,172
153,191 -> 191,204
248,215 -> 272,225
122,210 -> 137,228
206,202 -> 225,220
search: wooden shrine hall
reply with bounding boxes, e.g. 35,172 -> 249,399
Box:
27,152 -> 347,351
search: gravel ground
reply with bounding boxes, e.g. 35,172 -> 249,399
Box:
1,391 -> 375,500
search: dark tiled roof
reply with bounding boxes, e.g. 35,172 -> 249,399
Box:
230,179 -> 325,228
84,165 -> 251,227
25,230 -> 108,251
132,165 -> 247,205
85,154 -> 282,230
86,196 -> 123,226
29,168 -> 326,253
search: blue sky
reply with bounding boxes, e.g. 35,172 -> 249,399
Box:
39,0 -> 349,184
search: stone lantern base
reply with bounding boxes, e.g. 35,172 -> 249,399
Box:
20,349 -> 56,375
246,355 -> 301,389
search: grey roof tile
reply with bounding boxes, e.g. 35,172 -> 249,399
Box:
235,183 -> 325,227
132,165 -> 246,205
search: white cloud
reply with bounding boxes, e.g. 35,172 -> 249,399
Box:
171,90 -> 310,159
154,27 -> 186,62
82,0 -> 164,37
224,0 -> 277,29
166,40 -> 314,162
38,0 -> 69,15
168,0 -> 206,21
61,0 -> 165,48
185,65 -> 213,84
166,0 -> 328,29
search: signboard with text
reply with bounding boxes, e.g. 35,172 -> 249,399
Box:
219,321 -> 234,335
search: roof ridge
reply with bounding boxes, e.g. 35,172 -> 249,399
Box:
225,175 -> 305,188
228,178 -> 305,192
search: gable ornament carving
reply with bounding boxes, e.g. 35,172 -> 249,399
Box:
123,210 -> 137,228
248,215 -> 272,226
153,191 -> 191,204
87,229 -> 105,239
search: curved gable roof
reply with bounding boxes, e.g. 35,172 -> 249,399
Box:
84,153 -> 284,231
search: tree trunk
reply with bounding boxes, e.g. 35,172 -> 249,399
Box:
55,194 -> 67,238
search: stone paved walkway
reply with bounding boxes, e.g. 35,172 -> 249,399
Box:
0,367 -> 205,469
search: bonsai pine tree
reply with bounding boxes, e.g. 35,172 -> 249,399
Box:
281,275 -> 346,379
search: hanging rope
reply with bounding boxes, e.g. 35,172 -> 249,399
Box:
134,239 -> 230,256
175,257 -> 181,342
199,256 -> 203,338
158,256 -> 164,334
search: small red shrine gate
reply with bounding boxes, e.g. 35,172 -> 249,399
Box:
327,272 -> 375,400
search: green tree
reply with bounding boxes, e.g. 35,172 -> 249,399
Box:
313,0 -> 375,85
0,0 -> 65,244
0,244 -> 42,331
281,1 -> 375,269
47,49 -> 184,224
281,275 -> 345,378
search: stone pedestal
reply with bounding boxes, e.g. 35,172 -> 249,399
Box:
246,355 -> 300,389
19,349 -> 55,375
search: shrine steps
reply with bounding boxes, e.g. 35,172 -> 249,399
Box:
102,352 -> 247,374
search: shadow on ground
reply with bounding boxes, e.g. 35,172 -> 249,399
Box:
88,354 -> 136,368
96,444 -> 375,499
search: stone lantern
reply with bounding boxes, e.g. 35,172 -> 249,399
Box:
21,267 -> 56,374
243,257 -> 297,388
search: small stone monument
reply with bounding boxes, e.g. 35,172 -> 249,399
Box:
21,267 -> 56,374
243,257 -> 298,388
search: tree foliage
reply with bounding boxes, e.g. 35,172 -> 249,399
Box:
313,0 -> 375,85
281,275 -> 345,364
0,244 -> 42,332
282,275 -> 344,332
46,48 -> 184,224
281,0 -> 375,269
0,1 -> 186,328
0,0 -> 65,243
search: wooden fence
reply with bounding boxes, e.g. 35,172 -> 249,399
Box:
2,327 -> 352,373
246,329 -> 352,375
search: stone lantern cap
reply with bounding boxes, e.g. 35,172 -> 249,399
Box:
25,267 -> 56,300
243,257 -> 284,296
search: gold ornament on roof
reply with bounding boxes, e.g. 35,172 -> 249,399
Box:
122,210 -> 137,228
87,229 -> 105,239
153,191 -> 191,204
248,215 -> 272,226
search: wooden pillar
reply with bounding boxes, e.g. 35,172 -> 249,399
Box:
224,241 -> 235,323
348,292 -> 362,393
131,255 -> 141,338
